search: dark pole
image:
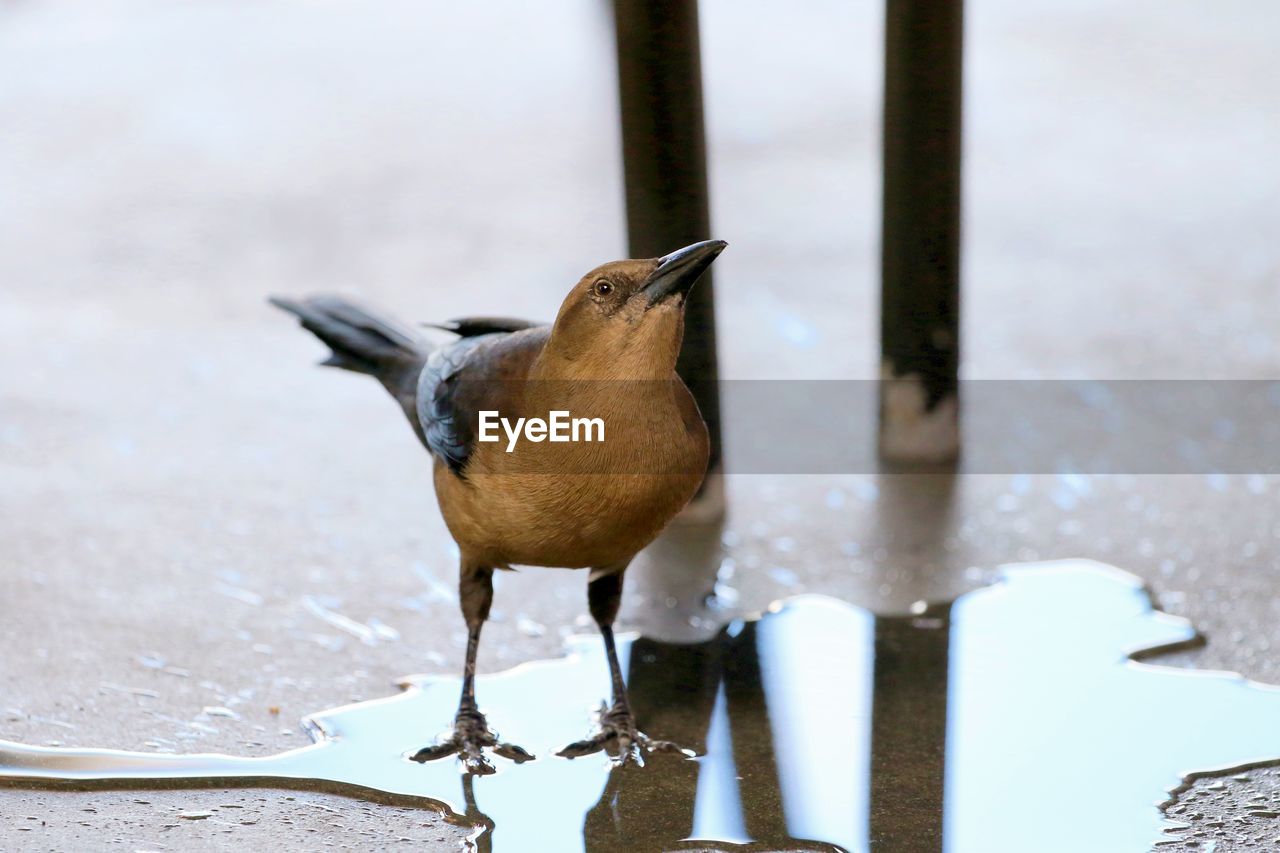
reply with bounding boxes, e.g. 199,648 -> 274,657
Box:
868,606 -> 952,849
879,0 -> 963,462
613,0 -> 722,481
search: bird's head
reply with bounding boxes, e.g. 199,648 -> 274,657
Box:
543,240 -> 727,379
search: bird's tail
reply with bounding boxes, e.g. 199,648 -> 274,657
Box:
269,295 -> 429,435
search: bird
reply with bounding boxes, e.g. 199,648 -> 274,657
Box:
270,239 -> 726,774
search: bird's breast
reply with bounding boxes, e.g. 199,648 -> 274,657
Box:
435,380 -> 709,569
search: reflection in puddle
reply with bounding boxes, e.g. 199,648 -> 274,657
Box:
3,561 -> 1279,851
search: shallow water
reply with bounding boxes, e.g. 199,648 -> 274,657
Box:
2,560 -> 1279,851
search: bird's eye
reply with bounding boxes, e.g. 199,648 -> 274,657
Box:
593,280 -> 613,297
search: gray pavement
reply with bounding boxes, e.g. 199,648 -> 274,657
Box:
3,1 -> 1279,850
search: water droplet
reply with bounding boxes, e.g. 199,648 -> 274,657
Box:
767,567 -> 798,587
516,617 -> 546,638
201,707 -> 240,720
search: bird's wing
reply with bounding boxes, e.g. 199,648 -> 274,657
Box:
416,326 -> 550,476
425,317 -> 545,338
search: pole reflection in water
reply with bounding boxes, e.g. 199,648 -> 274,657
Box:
4,560 -> 1280,851
594,599 -> 873,851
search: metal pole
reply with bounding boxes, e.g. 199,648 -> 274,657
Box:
879,0 -> 963,462
868,606 -> 952,848
613,0 -> 722,480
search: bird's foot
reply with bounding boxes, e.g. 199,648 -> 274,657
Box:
410,706 -> 533,775
556,702 -> 691,766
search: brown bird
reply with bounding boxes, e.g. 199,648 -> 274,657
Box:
271,240 -> 725,774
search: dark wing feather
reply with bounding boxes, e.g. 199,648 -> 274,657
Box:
426,317 -> 545,338
416,327 -> 550,476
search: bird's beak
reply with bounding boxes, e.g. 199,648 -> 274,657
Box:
641,240 -> 727,307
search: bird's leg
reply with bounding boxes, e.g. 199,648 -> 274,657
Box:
558,569 -> 687,765
411,564 -> 532,774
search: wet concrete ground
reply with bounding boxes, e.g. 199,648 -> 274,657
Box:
3,0 -> 1280,850
10,564 -> 1278,851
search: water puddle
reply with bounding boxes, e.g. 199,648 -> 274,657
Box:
3,560 -> 1279,851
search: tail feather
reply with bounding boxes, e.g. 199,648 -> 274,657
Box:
270,295 -> 430,443
270,295 -> 422,372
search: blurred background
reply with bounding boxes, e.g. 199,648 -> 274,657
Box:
2,0 -> 1279,849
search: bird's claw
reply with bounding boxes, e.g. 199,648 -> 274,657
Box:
410,707 -> 533,775
492,741 -> 536,763
556,703 -> 691,766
